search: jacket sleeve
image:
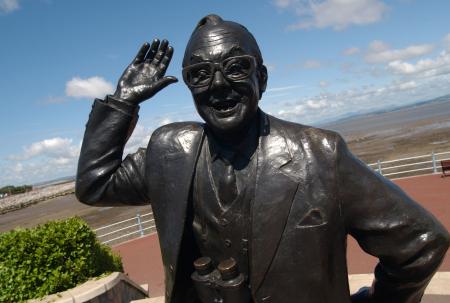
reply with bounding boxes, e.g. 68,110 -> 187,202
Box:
75,97 -> 149,206
335,135 -> 449,303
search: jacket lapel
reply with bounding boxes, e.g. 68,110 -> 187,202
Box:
147,125 -> 205,302
251,113 -> 300,294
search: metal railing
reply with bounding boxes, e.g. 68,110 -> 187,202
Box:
367,150 -> 450,178
94,212 -> 156,245
94,150 -> 450,246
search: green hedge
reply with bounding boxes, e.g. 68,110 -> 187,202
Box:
0,185 -> 32,195
0,217 -> 123,302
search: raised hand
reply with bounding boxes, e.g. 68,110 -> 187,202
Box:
113,39 -> 178,104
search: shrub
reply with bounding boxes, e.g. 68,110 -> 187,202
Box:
0,185 -> 32,196
0,217 -> 123,302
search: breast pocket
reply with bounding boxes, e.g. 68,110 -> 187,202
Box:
295,208 -> 328,229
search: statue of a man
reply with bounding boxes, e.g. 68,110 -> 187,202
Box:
76,14 -> 449,303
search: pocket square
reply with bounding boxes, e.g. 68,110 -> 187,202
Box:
297,208 -> 327,228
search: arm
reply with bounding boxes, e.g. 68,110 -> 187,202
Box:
75,39 -> 177,206
335,136 -> 450,303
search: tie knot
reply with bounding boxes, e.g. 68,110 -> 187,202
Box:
218,151 -> 236,166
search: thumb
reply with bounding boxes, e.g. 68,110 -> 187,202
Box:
155,76 -> 178,91
140,76 -> 178,102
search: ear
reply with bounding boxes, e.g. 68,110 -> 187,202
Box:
258,65 -> 268,99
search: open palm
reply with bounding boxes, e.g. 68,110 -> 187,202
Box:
114,39 -> 177,104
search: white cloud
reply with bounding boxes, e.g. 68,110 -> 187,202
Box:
0,0 -> 19,13
306,99 -> 328,109
319,80 -> 329,88
279,104 -> 305,117
444,34 -> 450,43
4,137 -> 81,186
123,117 -> 178,154
444,33 -> 450,50
267,84 -> 303,92
387,51 -> 450,77
303,59 -> 322,69
274,0 -> 292,9
265,64 -> 276,72
65,76 -> 114,99
159,118 -> 172,126
123,124 -> 153,155
2,114 -> 191,185
1,158 -> 78,186
396,80 -> 417,90
10,137 -> 79,161
275,0 -> 388,31
365,40 -> 434,64
273,76 -> 450,125
343,47 -> 360,56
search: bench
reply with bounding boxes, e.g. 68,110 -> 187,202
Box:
441,160 -> 450,177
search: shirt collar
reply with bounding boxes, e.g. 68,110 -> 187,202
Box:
206,113 -> 260,164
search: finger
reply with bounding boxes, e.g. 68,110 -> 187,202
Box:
152,39 -> 169,66
158,45 -> 174,72
145,38 -> 160,62
133,42 -> 151,64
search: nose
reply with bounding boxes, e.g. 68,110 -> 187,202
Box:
210,69 -> 229,90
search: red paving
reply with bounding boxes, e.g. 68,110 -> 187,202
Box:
112,174 -> 450,297
112,233 -> 165,296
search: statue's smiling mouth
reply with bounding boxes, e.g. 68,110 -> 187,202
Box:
211,99 -> 239,114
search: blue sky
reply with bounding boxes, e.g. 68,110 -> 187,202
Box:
1,0 -> 450,186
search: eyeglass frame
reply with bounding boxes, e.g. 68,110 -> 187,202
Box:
182,55 -> 258,88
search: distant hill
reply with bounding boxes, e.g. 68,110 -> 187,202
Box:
33,176 -> 75,188
320,94 -> 450,128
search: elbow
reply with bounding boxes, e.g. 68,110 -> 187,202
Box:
75,182 -> 92,205
75,177 -> 101,206
424,226 -> 450,272
433,223 -> 450,257
437,228 -> 450,257
75,185 -> 88,205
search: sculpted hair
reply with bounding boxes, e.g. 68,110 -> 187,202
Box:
183,14 -> 263,67
196,14 -> 223,27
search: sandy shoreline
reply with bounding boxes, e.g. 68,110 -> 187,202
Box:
0,181 -> 75,215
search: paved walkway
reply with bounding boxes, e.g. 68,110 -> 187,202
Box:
112,174 -> 450,298
131,272 -> 450,303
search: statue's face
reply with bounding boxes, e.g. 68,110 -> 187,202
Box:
183,28 -> 266,136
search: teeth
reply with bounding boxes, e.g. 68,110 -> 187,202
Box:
213,100 -> 237,111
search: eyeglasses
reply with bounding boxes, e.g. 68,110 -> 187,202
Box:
182,55 -> 257,88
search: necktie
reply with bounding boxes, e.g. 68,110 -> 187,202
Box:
217,158 -> 238,207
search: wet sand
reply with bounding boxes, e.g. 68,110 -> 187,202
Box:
325,98 -> 450,164
0,193 -> 152,233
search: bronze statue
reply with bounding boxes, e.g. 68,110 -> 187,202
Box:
76,14 -> 449,303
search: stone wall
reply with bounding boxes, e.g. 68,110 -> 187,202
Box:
30,272 -> 148,303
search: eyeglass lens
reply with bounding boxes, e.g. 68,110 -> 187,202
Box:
184,56 -> 254,87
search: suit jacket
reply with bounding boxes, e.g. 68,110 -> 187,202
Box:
76,99 -> 449,303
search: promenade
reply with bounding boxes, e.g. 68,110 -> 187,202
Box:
112,173 -> 450,297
